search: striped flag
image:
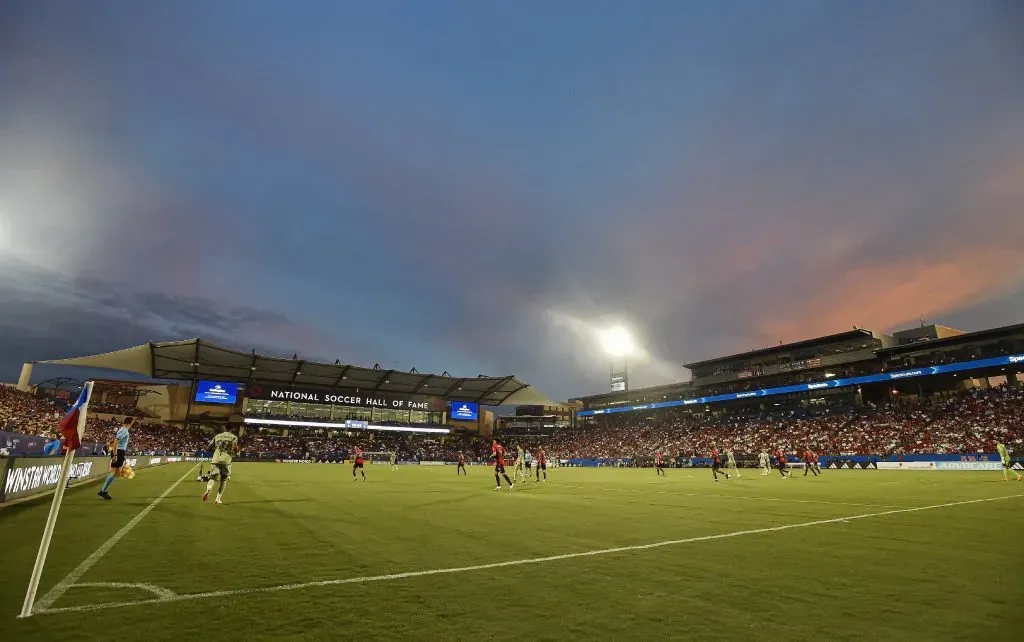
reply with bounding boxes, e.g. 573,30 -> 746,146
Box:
58,383 -> 92,450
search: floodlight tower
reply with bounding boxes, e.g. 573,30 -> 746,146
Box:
599,326 -> 635,392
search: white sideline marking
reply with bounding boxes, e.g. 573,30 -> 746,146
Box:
33,465 -> 197,612
70,582 -> 177,599
554,484 -> 895,508
31,493 -> 1023,617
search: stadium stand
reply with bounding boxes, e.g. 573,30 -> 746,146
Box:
5,382 -> 1022,463
536,385 -> 1024,460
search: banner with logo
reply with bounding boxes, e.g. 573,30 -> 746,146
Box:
450,401 -> 479,421
243,383 -> 444,412
932,461 -> 1002,471
876,462 -> 936,470
875,461 -> 1004,471
0,430 -> 106,457
826,462 -> 877,469
1,455 -> 170,503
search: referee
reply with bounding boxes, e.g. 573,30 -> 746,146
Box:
98,417 -> 134,500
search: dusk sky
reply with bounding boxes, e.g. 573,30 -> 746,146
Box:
1,0 -> 1022,401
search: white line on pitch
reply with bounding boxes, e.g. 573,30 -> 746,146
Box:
70,582 -> 177,599
552,484 -> 894,508
31,493 -> 1023,616
33,465 -> 197,612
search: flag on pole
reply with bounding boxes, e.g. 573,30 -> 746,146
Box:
58,383 -> 92,450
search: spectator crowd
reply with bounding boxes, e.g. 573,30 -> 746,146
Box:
4,384 -> 1023,462
542,386 -> 1024,460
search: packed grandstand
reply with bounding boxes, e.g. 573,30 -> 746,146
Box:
4,380 -> 1022,465
2,322 -> 1023,470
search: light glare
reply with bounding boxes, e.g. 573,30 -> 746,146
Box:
599,326 -> 636,357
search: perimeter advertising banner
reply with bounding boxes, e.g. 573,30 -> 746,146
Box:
1,430 -> 106,457
243,383 -> 444,412
0,455 -> 170,503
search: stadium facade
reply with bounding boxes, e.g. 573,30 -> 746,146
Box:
16,339 -> 555,435
572,322 -> 1024,419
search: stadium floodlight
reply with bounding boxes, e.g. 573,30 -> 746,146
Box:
598,326 -> 636,358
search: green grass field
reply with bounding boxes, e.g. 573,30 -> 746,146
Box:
1,463 -> 1022,640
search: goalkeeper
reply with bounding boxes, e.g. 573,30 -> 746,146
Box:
997,442 -> 1022,482
200,429 -> 239,505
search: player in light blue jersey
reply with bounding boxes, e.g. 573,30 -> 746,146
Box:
98,417 -> 134,500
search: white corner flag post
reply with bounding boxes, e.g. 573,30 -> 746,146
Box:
19,380 -> 94,618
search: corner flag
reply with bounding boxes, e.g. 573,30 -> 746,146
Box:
58,384 -> 92,450
20,381 -> 94,618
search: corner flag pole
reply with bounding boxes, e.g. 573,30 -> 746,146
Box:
20,380 -> 94,618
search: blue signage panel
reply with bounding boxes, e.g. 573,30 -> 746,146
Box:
195,381 -> 240,405
578,354 -> 1024,417
450,401 -> 479,421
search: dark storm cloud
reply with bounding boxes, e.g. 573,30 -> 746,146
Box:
0,258 -> 328,379
1,0 -> 1022,399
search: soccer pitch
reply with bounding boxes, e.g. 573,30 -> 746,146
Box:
2,463 -> 1022,640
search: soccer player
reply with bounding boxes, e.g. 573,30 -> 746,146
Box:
201,429 -> 239,504
457,451 -> 468,476
513,443 -> 525,481
710,445 -> 730,482
352,447 -> 366,482
655,450 -> 665,476
775,447 -> 790,478
536,446 -> 548,481
758,450 -> 771,476
491,439 -> 514,490
996,442 -> 1022,481
524,449 -> 533,482
803,447 -> 819,477
390,451 -> 398,471
811,450 -> 822,475
98,417 -> 134,500
726,447 -> 740,478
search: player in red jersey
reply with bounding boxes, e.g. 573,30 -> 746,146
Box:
352,447 -> 366,482
535,446 -> 548,481
457,451 -> 467,476
811,450 -> 822,475
710,446 -> 730,481
655,451 -> 666,476
491,439 -> 515,490
775,447 -> 789,478
803,447 -> 819,477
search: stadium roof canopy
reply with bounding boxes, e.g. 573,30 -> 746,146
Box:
878,322 -> 1024,357
683,328 -> 876,369
37,339 -> 556,406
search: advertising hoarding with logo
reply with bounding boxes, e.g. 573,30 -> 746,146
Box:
450,401 -> 479,421
244,383 -> 444,412
0,456 -> 171,503
195,381 -> 240,405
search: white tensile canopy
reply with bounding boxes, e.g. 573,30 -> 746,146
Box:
37,339 -> 560,407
